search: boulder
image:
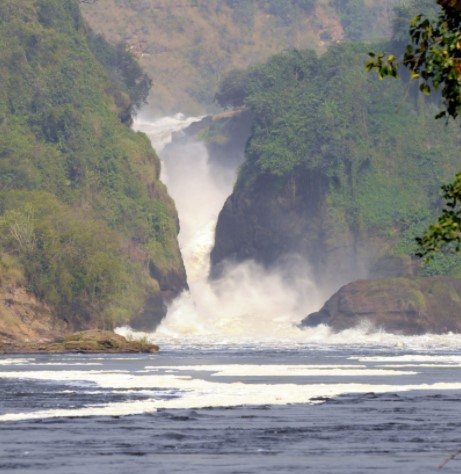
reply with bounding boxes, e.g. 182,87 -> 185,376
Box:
302,277 -> 461,335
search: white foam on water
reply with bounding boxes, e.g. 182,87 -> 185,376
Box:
146,364 -> 417,377
381,364 -> 461,368
117,324 -> 461,352
1,366 -> 460,422
351,354 -> 461,363
146,364 -> 368,371
3,362 -> 104,366
0,353 -> 458,422
0,358 -> 34,365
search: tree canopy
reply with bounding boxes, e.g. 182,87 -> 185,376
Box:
367,0 -> 461,259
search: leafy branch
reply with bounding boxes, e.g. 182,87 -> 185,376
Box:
367,1 -> 461,259
416,172 -> 461,259
367,5 -> 461,119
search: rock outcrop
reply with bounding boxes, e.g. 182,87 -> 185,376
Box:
302,277 -> 461,335
210,168 -> 370,288
0,329 -> 159,354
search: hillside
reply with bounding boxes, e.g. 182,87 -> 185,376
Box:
0,0 -> 186,342
210,43 -> 461,293
80,0 -> 400,115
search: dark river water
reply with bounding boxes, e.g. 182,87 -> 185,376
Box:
1,346 -> 461,474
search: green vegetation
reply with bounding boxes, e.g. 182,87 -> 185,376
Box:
0,0 -> 185,329
80,0 -> 399,115
215,41 -> 461,276
332,0 -> 402,42
367,0 -> 461,260
86,29 -> 152,118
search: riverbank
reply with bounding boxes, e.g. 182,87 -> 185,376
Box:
0,330 -> 158,354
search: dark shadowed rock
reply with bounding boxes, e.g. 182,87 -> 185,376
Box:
302,277 -> 461,335
210,169 -> 339,280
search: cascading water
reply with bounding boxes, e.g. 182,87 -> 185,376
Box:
134,113 -> 227,277
127,114 -> 461,350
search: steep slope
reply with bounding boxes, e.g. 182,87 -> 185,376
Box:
80,0 -> 400,114
210,44 -> 461,292
0,0 -> 186,341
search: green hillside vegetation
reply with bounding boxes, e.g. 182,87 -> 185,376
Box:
80,0 -> 400,114
0,0 -> 186,331
212,42 -> 461,281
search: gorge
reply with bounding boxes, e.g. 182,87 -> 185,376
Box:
132,113 -> 324,343
2,0 -> 461,345
131,89 -> 461,342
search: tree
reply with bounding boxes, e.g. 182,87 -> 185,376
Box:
215,68 -> 248,108
367,0 -> 461,259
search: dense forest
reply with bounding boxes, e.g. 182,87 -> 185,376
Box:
0,0 -> 186,339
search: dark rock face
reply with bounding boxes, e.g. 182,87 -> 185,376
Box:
129,292 -> 167,332
302,277 -> 461,335
210,168 -> 369,287
212,171 -> 325,270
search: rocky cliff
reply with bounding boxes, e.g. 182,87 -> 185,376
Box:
210,168 -> 357,286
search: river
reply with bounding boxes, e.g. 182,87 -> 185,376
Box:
1,115 -> 461,473
2,347 -> 461,473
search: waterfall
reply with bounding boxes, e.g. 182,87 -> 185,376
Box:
130,113 -> 327,345
134,113 -> 228,276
